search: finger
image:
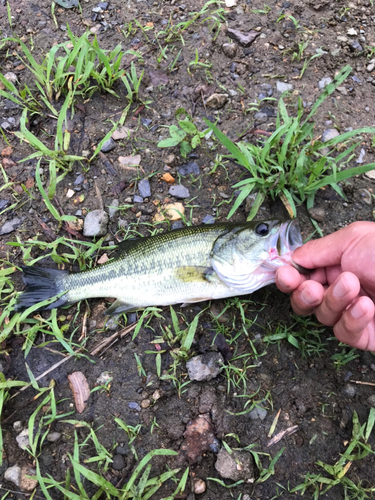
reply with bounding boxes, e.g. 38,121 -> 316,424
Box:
333,296 -> 375,350
291,222 -> 374,270
275,266 -> 307,293
290,280 -> 325,316
314,272 -> 360,326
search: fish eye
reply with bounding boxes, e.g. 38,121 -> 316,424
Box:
256,223 -> 269,236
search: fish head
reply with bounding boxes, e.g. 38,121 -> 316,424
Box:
211,219 -> 303,293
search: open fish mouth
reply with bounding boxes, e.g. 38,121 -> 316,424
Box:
277,219 -> 303,255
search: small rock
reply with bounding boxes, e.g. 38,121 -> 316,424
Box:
16,429 -> 30,450
181,413 -> 218,463
138,178 -> 151,198
128,402 -> 141,411
66,189 -> 75,198
186,353 -> 224,381
347,28 -> 358,36
337,86 -> 348,95
112,454 -> 125,470
367,61 -> 375,72
118,154 -> 141,168
222,43 -> 237,58
141,117 -> 152,127
169,185 -> 190,199
101,138 -> 116,152
322,128 -> 339,142
115,445 -> 129,456
133,195 -> 143,203
194,478 -> 206,494
337,35 -> 348,43
161,173 -> 175,183
0,217 -> 24,236
248,407 -> 268,421
20,466 -> 38,492
106,317 -> 118,331
276,81 -> 293,93
13,421 -> 23,432
74,174 -> 85,186
356,148 -> 366,164
4,465 -> 21,487
202,214 -> 215,224
178,161 -> 200,176
108,199 -> 119,218
206,93 -> 228,109
112,126 -> 133,140
350,41 -> 363,52
96,372 -> 113,386
359,189 -> 372,206
364,170 -> 375,180
342,383 -> 356,398
318,77 -> 332,89
227,28 -> 260,47
4,72 -> 18,83
141,399 -> 151,408
367,395 -> 375,407
83,210 -> 109,237
225,0 -> 237,5
228,89 -> 238,96
47,432 -> 62,443
165,153 -> 177,166
0,199 -> 10,211
215,448 -> 255,482
308,207 -> 326,222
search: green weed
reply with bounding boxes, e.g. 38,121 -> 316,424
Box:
204,65 -> 375,219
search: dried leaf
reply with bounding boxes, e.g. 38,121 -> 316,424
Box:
112,126 -> 133,140
98,253 -> 109,264
153,202 -> 184,222
2,157 -> 16,169
181,414 -> 217,463
1,146 -> 13,156
118,154 -> 141,168
68,371 -> 90,414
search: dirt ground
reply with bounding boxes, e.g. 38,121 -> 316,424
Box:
0,0 -> 375,498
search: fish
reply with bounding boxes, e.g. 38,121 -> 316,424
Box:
15,219 -> 303,316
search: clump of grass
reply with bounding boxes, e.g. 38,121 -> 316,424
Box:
204,65 -> 375,220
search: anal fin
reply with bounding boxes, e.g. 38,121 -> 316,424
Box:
105,300 -> 138,316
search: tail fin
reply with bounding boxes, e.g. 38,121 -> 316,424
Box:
15,266 -> 70,312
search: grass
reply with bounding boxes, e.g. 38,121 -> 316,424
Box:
204,65 -> 375,220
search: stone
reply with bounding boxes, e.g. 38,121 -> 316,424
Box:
20,466 -> 38,492
228,89 -> 238,96
133,195 -> 143,203
248,407 -> 268,420
276,81 -> 293,93
347,28 -> 358,36
138,178 -> 151,198
96,372 -> 112,386
4,72 -> 17,83
206,93 -> 228,109
367,61 -> 375,72
350,41 -> 363,52
169,185 -> 190,199
112,454 -> 125,470
227,28 -> 260,47
0,217 -> 24,236
83,210 -> 109,237
318,77 -> 332,89
101,138 -> 116,152
141,399 -> 151,408
13,421 -> 23,432
194,478 -> 206,494
225,0 -> 237,5
322,128 -> 339,142
118,154 -> 141,168
74,174 -> 85,186
178,161 -> 200,176
356,148 -> 366,164
222,43 -> 237,58
112,126 -> 133,140
342,384 -> 356,398
128,402 -> 141,411
337,86 -> 348,95
308,207 -> 326,222
359,189 -> 372,206
367,395 -> 375,407
202,214 -> 215,224
215,448 -> 255,482
47,432 -> 62,443
4,465 -> 21,487
16,429 -> 30,450
108,199 -> 119,218
186,353 -> 224,381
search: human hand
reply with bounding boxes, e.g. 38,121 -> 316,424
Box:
275,221 -> 375,351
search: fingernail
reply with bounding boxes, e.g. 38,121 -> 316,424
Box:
333,280 -> 348,299
351,301 -> 366,319
300,287 -> 317,306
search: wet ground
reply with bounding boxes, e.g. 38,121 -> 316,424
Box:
0,0 -> 375,498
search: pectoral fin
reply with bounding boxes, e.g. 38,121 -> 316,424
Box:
105,300 -> 137,316
175,266 -> 219,283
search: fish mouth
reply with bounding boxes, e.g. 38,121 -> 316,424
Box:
277,220 -> 309,274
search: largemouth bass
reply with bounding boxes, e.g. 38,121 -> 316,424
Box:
15,219 -> 303,315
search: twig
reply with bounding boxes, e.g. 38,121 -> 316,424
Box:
351,380 -> 375,387
94,180 -> 104,210
267,425 -> 299,448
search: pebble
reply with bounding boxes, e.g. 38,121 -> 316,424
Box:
228,89 -> 238,96
141,399 -> 151,408
318,77 -> 332,89
337,86 -> 348,95
206,93 -> 228,109
5,465 -> 38,492
16,428 -> 30,449
308,207 -> 326,222
47,432 -> 62,443
115,445 -> 129,455
367,61 -> 375,72
0,199 -> 10,211
356,148 -> 366,164
108,199 -> 119,218
178,161 -> 200,176
360,189 -> 372,206
169,185 -> 190,199
128,402 -> 141,411
276,81 -> 293,93
171,220 -> 184,229
347,28 -> 358,35
0,217 -> 24,236
215,448 -> 255,482
13,421 -> 23,432
4,71 -> 17,83
96,372 -> 112,385
227,28 -> 260,47
112,454 -> 125,470
138,178 -> 151,198
5,465 -> 21,487
202,214 -> 215,224
322,128 -> 339,142
367,395 -> 375,407
83,210 -> 109,237
222,43 -> 237,58
194,478 -> 206,494
133,195 -> 143,203
101,138 -> 116,152
186,353 -> 224,381
106,317 -> 118,331
342,383 -> 356,398
141,118 -> 152,127
350,41 -> 363,52
248,407 -> 268,421
74,174 -> 85,186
